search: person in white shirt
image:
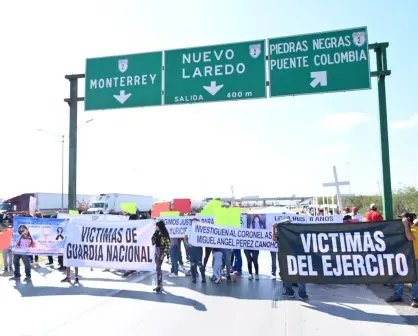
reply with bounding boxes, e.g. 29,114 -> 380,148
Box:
351,207 -> 363,222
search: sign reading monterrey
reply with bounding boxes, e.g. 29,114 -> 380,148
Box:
85,52 -> 163,111
163,40 -> 267,105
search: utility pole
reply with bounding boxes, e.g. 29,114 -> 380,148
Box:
369,43 -> 393,220
64,74 -> 85,211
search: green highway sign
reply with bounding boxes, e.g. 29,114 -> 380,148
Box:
268,27 -> 370,97
85,52 -> 163,111
164,40 -> 267,105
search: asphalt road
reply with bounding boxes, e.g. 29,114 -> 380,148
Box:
1,253 -> 418,336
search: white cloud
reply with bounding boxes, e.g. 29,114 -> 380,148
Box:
390,113 -> 418,130
315,144 -> 349,154
315,112 -> 370,131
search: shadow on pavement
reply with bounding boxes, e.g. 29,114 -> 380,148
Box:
303,301 -> 418,325
13,284 -> 207,311
158,273 -> 283,302
32,266 -> 54,277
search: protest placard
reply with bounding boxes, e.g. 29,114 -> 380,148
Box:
277,221 -> 417,284
158,215 -> 214,238
64,219 -> 155,271
12,217 -> 67,255
189,221 -> 278,252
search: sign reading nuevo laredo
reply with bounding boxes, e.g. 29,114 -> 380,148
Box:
164,40 -> 267,105
268,27 -> 370,97
85,52 -> 163,111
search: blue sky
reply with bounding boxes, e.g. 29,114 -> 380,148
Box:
1,0 -> 417,200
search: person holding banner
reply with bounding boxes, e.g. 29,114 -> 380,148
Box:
184,221 -> 206,284
168,237 -> 180,278
387,214 -> 418,308
151,220 -> 171,293
1,224 -> 13,272
272,220 -> 308,299
244,249 -> 259,280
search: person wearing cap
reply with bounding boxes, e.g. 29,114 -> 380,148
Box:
366,203 -> 383,222
351,207 -> 363,222
387,213 -> 418,307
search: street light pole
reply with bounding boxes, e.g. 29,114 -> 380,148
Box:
61,134 -> 64,212
36,118 -> 94,212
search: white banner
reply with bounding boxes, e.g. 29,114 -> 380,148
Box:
58,213 -> 129,221
64,219 -> 155,270
158,215 -> 214,238
189,222 -> 278,252
244,213 -> 342,230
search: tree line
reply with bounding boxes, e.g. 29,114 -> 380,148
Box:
329,186 -> 418,219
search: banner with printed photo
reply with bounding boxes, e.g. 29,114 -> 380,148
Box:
277,221 -> 417,284
58,213 -> 129,221
259,213 -> 342,230
12,217 -> 68,255
64,219 -> 155,271
189,222 -> 278,252
157,215 -> 214,238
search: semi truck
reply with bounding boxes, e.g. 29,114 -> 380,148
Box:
0,192 -> 95,215
86,193 -> 155,215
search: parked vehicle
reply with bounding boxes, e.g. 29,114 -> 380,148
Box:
0,192 -> 94,216
86,193 -> 155,215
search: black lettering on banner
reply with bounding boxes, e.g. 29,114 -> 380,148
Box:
277,221 -> 417,284
89,227 -> 96,242
117,228 -> 123,243
66,243 -> 104,261
126,228 -> 132,243
81,228 -> 88,242
132,228 -> 137,243
105,244 -> 152,263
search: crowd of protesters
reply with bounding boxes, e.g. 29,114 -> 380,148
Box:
2,203 -> 418,306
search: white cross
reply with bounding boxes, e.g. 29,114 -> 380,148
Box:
322,166 -> 350,211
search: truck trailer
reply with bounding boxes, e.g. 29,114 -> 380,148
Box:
86,193 -> 155,215
0,192 -> 95,215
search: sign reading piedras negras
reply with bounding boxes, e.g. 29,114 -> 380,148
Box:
268,27 -> 370,97
164,40 -> 267,105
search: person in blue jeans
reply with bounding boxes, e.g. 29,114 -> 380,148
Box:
168,238 -> 180,277
221,249 -> 232,282
387,214 -> 418,308
184,226 -> 206,284
10,254 -> 31,281
232,249 -> 242,275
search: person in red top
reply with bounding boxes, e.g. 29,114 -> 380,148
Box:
366,203 -> 384,222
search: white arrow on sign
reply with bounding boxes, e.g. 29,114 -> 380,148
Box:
310,71 -> 328,88
113,90 -> 132,104
203,81 -> 224,96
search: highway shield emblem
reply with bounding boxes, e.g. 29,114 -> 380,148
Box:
118,59 -> 128,73
352,32 -> 366,47
249,44 -> 262,59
